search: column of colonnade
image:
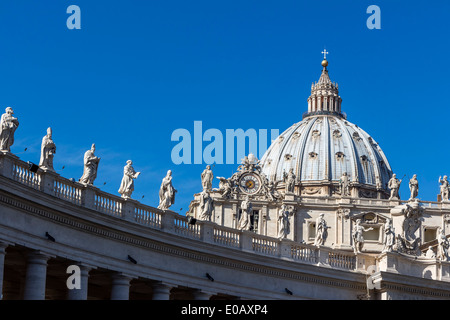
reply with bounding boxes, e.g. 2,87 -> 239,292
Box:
0,242 -> 220,300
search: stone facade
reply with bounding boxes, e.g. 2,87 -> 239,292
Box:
1,57 -> 450,300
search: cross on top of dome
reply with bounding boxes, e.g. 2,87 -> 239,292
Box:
321,49 -> 329,68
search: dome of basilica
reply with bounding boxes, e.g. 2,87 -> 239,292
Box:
260,58 -> 393,199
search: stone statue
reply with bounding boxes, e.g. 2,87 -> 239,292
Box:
437,227 -> 449,261
314,213 -> 330,246
0,107 -> 19,152
39,127 -> 56,171
352,219 -> 373,254
278,205 -> 294,239
237,196 -> 252,231
265,179 -> 280,202
216,177 -> 232,199
339,172 -> 350,196
283,168 -> 296,194
382,218 -> 395,253
158,170 -> 177,210
439,176 -> 449,202
201,165 -> 214,191
79,144 -> 100,185
199,190 -> 214,221
409,174 -> 419,200
402,201 -> 421,242
396,200 -> 423,256
425,246 -> 436,259
388,174 -> 402,200
118,160 -> 140,199
238,153 -> 261,173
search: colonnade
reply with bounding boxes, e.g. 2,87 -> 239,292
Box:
0,241 -> 226,300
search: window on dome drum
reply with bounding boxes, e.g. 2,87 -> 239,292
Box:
424,227 -> 438,243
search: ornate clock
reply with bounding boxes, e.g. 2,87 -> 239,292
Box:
239,173 -> 261,195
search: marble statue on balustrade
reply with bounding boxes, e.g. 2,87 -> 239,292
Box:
439,175 -> 449,202
237,196 -> 252,231
118,160 -> 140,199
0,107 -> 19,152
39,127 -> 56,171
437,227 -> 449,261
314,213 -> 330,246
157,170 -> 177,210
278,204 -> 294,239
339,172 -> 350,196
409,174 -> 419,200
201,165 -> 213,191
352,219 -> 373,254
388,174 -> 402,200
199,190 -> 214,221
79,144 -> 100,185
283,168 -> 296,194
382,218 -> 395,253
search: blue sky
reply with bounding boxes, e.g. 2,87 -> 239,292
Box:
0,0 -> 449,213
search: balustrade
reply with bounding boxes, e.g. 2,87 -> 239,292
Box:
12,162 -> 41,190
54,178 -> 83,205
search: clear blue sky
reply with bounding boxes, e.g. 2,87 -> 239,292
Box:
0,0 -> 449,213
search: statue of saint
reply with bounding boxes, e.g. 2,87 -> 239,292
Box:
201,165 -> 213,191
199,190 -> 214,221
216,177 -> 232,199
158,170 -> 177,210
352,219 -> 373,254
339,172 -> 350,196
237,196 -> 252,231
0,107 -> 19,152
437,227 -> 449,261
388,174 -> 402,200
314,213 -> 330,246
382,219 -> 395,253
278,205 -> 294,239
39,127 -> 56,171
409,174 -> 419,200
118,160 -> 140,199
79,144 -> 100,185
439,176 -> 449,202
283,168 -> 296,194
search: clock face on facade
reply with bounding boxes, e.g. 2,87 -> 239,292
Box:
239,173 -> 261,194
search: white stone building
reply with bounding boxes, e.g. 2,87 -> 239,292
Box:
0,57 -> 450,300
